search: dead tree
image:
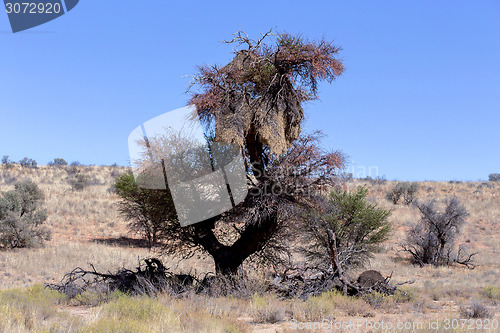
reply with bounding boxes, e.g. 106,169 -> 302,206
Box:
45,258 -> 197,297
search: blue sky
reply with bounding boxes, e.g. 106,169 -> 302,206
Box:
1,0 -> 499,181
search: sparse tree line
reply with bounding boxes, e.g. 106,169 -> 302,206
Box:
2,155 -> 84,169
1,156 -> 121,191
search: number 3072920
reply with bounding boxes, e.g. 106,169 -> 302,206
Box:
5,2 -> 62,14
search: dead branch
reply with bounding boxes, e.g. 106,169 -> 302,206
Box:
45,258 -> 198,297
454,246 -> 477,269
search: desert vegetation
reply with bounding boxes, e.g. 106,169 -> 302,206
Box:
385,182 -> 419,205
0,30 -> 499,332
0,164 -> 498,332
0,180 -> 50,249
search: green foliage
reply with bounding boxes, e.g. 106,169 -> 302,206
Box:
0,285 -> 247,332
250,294 -> 283,323
385,182 -> 419,205
303,186 -> 391,269
0,180 -> 50,248
489,173 -> 500,182
113,171 -> 177,247
18,157 -> 37,169
484,285 -> 500,300
0,284 -> 69,332
81,295 -> 179,333
48,158 -> 68,167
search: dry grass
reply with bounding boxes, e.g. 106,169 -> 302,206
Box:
0,166 -> 499,332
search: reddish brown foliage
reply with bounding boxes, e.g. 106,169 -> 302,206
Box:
188,31 -> 344,155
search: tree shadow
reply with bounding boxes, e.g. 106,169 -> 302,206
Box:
91,236 -> 154,249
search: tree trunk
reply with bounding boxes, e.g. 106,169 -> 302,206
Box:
192,131 -> 278,276
194,204 -> 279,276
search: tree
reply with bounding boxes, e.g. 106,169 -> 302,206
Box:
48,158 -> 68,167
400,198 -> 473,267
385,182 -> 419,205
0,181 -> 50,248
114,171 -> 177,247
130,31 -> 345,275
1,155 -> 15,168
489,173 -> 500,182
19,157 -> 37,169
301,186 -> 391,270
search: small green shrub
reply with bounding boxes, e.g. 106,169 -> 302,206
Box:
302,186 -> 391,269
363,290 -> 385,308
0,180 -> 51,248
0,284 -> 67,328
392,287 -> 417,303
484,285 -> 500,301
71,289 -> 124,306
250,294 -> 283,323
113,171 -> 177,247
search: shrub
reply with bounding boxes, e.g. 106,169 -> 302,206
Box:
489,173 -> 500,182
0,181 -> 50,248
385,182 -> 419,205
385,183 -> 404,204
250,294 -> 283,323
460,300 -> 493,319
48,158 -> 68,167
113,171 -> 177,247
478,182 -> 494,189
484,285 -> 500,301
302,186 -> 391,269
18,157 -> 37,169
402,182 -> 419,204
1,156 -> 15,169
68,173 -> 90,191
401,198 -> 472,267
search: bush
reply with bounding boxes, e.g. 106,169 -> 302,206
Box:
18,157 -> 37,169
1,156 -> 15,169
250,294 -> 283,323
113,171 -> 177,247
48,158 -> 68,167
460,300 -> 493,319
385,182 -> 418,205
0,181 -> 50,248
478,182 -> 494,189
401,198 -> 471,267
302,186 -> 391,269
68,173 -> 90,191
484,285 -> 500,301
489,173 -> 500,182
